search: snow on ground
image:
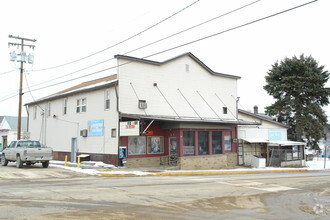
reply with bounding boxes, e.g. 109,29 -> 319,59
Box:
306,157 -> 330,170
49,157 -> 330,176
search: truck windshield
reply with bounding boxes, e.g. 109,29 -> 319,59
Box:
17,141 -> 41,148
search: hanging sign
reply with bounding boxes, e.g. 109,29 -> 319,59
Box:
120,121 -> 140,136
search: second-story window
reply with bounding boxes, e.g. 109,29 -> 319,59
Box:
105,90 -> 110,110
223,107 -> 228,114
76,98 -> 86,113
47,102 -> 51,117
63,98 -> 68,115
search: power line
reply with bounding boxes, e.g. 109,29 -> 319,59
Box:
1,0 -> 318,103
23,0 -> 261,90
28,0 -> 201,72
0,69 -> 17,76
143,0 -> 319,60
25,57 -> 114,89
123,0 -> 261,56
0,93 -> 18,103
24,71 -> 44,111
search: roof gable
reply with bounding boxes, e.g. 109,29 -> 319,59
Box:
0,116 -> 27,131
114,52 -> 241,79
26,75 -> 117,105
238,109 -> 288,128
50,74 -> 117,97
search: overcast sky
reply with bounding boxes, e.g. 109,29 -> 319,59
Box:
1,0 -> 329,117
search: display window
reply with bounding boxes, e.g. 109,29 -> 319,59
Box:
128,136 -> 146,155
182,129 -> 230,156
147,136 -> 164,154
183,131 -> 195,156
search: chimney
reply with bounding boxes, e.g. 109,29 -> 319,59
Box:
253,105 -> 258,114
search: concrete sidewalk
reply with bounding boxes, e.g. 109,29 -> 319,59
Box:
50,160 -> 330,177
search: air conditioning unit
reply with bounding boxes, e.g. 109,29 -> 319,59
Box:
138,100 -> 147,109
80,129 -> 88,137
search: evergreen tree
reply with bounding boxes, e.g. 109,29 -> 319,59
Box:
264,54 -> 330,149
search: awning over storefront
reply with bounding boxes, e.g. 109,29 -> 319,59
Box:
120,113 -> 260,125
241,138 -> 306,146
268,140 -> 306,146
241,138 -> 269,143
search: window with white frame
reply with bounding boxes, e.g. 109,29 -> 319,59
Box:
76,98 -> 86,113
111,128 -> 116,138
47,102 -> 51,117
63,98 -> 68,115
105,90 -> 110,110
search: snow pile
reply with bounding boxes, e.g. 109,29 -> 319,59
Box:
306,157 -> 330,170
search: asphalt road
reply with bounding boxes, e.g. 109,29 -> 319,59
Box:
0,163 -> 329,219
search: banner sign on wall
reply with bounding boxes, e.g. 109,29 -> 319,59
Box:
88,120 -> 104,136
268,129 -> 281,141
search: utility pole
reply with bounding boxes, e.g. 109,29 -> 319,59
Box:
8,35 -> 36,140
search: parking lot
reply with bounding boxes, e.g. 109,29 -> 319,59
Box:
0,162 -> 88,179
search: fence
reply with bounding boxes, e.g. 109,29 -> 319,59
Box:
268,148 -> 303,167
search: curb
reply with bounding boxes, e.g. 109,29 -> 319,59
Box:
96,168 -> 312,177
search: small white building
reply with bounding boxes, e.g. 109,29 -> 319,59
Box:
0,116 -> 28,147
237,107 -> 306,167
27,52 -> 260,169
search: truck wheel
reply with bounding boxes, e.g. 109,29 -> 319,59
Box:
16,155 -> 23,168
42,161 -> 49,168
1,154 -> 8,166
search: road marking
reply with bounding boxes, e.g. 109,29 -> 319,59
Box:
216,180 -> 298,192
249,185 -> 297,192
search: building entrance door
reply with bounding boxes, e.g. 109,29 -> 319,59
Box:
2,136 -> 7,148
71,138 -> 77,162
169,137 -> 178,165
169,137 -> 177,154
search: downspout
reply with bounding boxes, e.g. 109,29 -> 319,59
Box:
115,79 -> 121,166
235,96 -> 240,164
25,105 -> 29,137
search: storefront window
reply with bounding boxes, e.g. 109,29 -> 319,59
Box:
128,136 -> 146,155
212,131 -> 222,154
147,136 -> 164,154
183,131 -> 195,156
198,131 -> 209,155
292,145 -> 299,159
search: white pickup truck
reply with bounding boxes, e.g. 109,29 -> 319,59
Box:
1,140 -> 53,168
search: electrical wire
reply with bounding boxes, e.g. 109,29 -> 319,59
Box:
0,69 -> 17,76
28,0 -> 201,72
142,0 -> 318,60
24,71 -> 44,111
123,0 -> 261,56
23,0 -> 262,90
0,0 -> 318,103
26,57 -> 114,89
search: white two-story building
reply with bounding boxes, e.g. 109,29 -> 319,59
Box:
26,52 -> 257,169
